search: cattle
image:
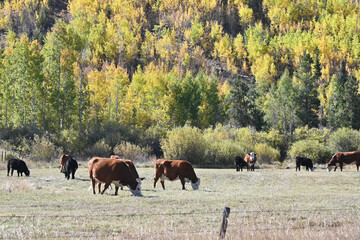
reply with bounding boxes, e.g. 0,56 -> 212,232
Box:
327,151 -> 360,172
59,154 -> 72,173
63,157 -> 78,180
7,158 -> 30,177
88,157 -> 143,196
244,152 -> 257,171
295,156 -> 314,171
153,159 -> 200,190
234,155 -> 247,172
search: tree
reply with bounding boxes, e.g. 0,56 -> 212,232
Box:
293,52 -> 320,128
226,75 -> 264,130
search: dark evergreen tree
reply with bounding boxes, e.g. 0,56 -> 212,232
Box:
326,60 -> 357,129
294,52 -> 320,128
226,76 -> 264,130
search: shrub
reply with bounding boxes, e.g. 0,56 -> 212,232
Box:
31,135 -> 60,162
113,141 -> 151,162
203,125 -> 247,165
254,143 -> 280,164
161,125 -> 206,164
289,139 -> 331,164
327,127 -> 360,153
84,139 -> 111,158
293,126 -> 330,144
57,128 -> 84,154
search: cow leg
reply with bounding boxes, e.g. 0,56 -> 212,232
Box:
101,182 -> 111,195
98,183 -> 102,193
17,170 -> 20,177
91,178 -> 96,194
153,177 -> 159,188
160,180 -> 165,190
114,186 -> 119,196
236,165 -> 239,172
7,167 -> 10,176
72,170 -> 75,179
340,163 -> 343,171
334,166 -> 337,171
180,178 -> 186,190
356,163 -> 359,172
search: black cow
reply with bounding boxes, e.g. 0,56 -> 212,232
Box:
64,157 -> 78,180
296,156 -> 314,171
234,156 -> 247,172
7,158 -> 30,177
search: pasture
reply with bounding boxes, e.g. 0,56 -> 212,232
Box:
0,164 -> 359,239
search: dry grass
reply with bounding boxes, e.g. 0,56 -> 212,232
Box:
0,165 -> 359,239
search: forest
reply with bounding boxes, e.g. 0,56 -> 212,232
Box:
1,0 -> 360,165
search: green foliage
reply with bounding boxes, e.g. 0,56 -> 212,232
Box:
288,139 -> 331,164
84,139 -> 111,158
113,141 -> 150,162
30,134 -> 60,162
327,127 -> 360,153
161,125 -> 206,164
254,143 -> 280,164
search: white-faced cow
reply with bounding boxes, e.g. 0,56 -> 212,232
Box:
234,155 -> 247,172
327,151 -> 360,172
88,157 -> 143,196
7,158 -> 30,177
295,156 -> 314,171
244,152 -> 257,171
153,159 -> 200,190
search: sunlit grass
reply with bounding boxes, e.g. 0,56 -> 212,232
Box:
0,163 -> 359,239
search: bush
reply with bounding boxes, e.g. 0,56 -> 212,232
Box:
289,139 -> 331,164
161,125 -> 206,164
327,127 -> 360,153
203,125 -> 247,165
30,135 -> 60,162
113,142 -> 151,162
84,139 -> 111,158
254,143 -> 280,164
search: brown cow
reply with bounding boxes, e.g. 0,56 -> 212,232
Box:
88,157 -> 143,196
59,154 -> 72,173
153,159 -> 200,190
327,151 -> 360,172
244,152 -> 257,171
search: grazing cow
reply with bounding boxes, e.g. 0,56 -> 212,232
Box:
88,157 -> 143,196
59,154 -> 72,173
295,156 -> 314,171
7,158 -> 30,177
104,155 -> 144,191
234,155 -> 247,172
153,159 -> 200,190
244,152 -> 257,171
63,157 -> 78,180
327,151 -> 360,172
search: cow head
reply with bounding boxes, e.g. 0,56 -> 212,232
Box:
191,178 -> 201,190
25,170 -> 30,176
327,154 -> 337,171
250,152 -> 256,162
129,178 -> 143,196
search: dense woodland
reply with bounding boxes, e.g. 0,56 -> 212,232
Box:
1,0 -> 360,165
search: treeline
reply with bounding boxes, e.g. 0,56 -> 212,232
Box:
0,0 -> 360,164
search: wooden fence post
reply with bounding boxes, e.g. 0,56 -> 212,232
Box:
219,207 -> 230,239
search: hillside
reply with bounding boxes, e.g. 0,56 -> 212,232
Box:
0,0 -> 360,162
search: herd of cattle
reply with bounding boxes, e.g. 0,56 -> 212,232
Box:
5,151 -> 360,197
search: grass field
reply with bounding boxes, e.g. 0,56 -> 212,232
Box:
0,163 -> 359,239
